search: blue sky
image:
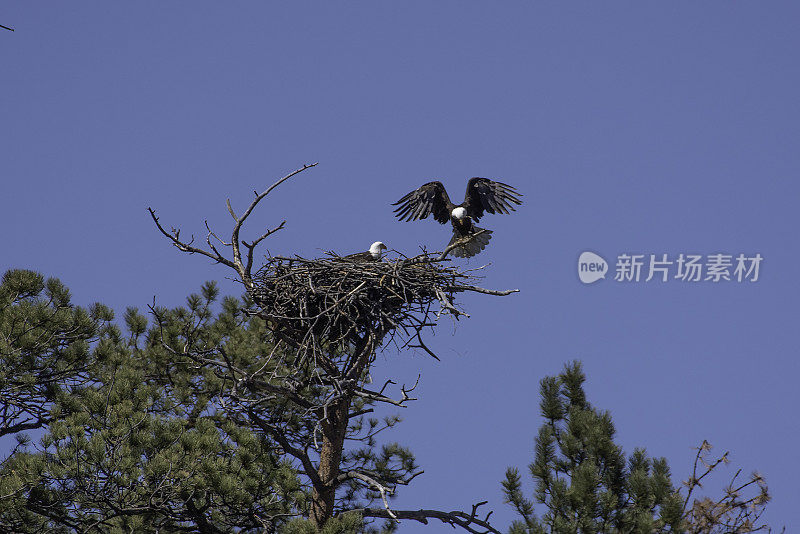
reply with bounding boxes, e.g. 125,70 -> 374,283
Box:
2,3 -> 798,531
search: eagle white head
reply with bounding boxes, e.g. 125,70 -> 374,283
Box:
369,241 -> 387,259
451,206 -> 467,220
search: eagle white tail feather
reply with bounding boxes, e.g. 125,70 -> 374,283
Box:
448,227 -> 493,258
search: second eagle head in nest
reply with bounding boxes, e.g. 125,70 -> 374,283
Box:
392,177 -> 522,258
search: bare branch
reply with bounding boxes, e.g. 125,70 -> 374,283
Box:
450,285 -> 520,296
147,208 -> 237,270
243,220 -> 286,281
148,163 -> 317,288
204,220 -> 231,246
204,220 -> 230,260
342,471 -> 399,522
354,501 -> 501,534
231,163 -> 318,287
244,220 -> 286,250
407,330 -> 441,361
352,376 -> 419,407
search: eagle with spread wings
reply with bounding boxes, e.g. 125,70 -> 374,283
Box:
392,178 -> 522,257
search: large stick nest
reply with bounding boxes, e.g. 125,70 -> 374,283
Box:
249,253 -> 476,351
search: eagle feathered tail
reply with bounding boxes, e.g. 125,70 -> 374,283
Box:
448,226 -> 493,258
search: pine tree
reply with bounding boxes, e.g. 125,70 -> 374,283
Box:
0,275 -> 778,532
1,279 -> 305,532
0,269 -> 502,532
0,269 -> 113,440
502,361 -> 684,533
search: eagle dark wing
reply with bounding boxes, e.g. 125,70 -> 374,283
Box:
462,177 -> 522,222
392,181 -> 453,224
342,251 -> 375,262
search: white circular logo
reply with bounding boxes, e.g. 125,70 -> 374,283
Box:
578,251 -> 608,284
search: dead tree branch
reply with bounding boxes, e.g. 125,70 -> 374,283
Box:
148,162 -> 317,290
354,501 -> 501,534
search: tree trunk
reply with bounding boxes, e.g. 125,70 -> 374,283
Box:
310,333 -> 381,528
310,397 -> 351,529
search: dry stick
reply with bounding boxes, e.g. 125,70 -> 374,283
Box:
243,221 -> 286,281
354,502 -> 501,534
345,470 -> 399,521
451,285 -> 520,296
148,162 -> 317,288
148,208 -> 237,270
409,329 -> 440,361
229,163 -> 318,287
352,386 -> 411,407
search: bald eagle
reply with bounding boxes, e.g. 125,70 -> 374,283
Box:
342,241 -> 387,262
392,178 -> 522,257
